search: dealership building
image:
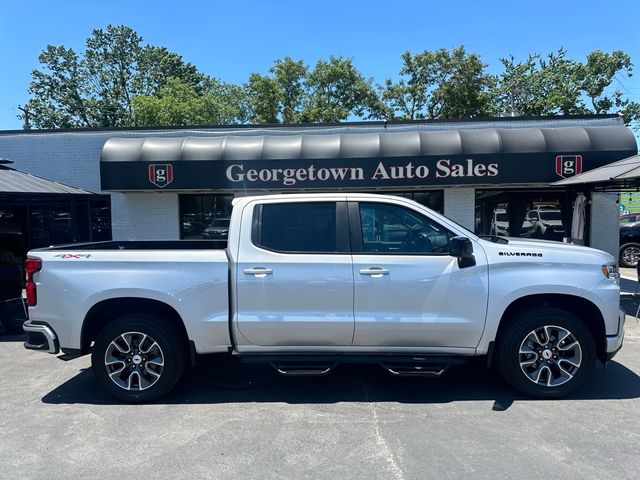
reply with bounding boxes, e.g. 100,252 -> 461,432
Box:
0,114 -> 637,261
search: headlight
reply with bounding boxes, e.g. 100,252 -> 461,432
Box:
601,264 -> 619,282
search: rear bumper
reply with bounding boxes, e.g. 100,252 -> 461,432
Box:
605,309 -> 625,360
23,320 -> 59,354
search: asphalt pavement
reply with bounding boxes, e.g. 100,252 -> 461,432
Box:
1,295 -> 639,479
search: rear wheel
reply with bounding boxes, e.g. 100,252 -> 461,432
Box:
496,307 -> 596,398
91,313 -> 188,403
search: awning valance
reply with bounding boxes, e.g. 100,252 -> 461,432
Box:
100,124 -> 637,191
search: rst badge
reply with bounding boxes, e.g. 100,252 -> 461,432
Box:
149,164 -> 174,188
555,155 -> 583,178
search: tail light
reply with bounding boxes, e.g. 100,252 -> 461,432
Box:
25,257 -> 42,307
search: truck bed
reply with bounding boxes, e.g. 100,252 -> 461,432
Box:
32,240 -> 228,251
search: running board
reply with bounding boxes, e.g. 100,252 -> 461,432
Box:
271,362 -> 337,376
380,357 -> 465,377
381,362 -> 449,377
235,353 -> 468,377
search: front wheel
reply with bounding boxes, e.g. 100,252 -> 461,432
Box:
620,243 -> 640,268
91,313 -> 188,402
495,307 -> 596,398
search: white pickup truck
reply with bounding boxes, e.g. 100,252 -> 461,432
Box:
23,193 -> 624,402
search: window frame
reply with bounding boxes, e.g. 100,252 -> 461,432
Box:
348,201 -> 454,256
251,201 -> 350,255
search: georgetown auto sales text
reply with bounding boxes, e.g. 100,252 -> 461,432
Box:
226,159 -> 499,186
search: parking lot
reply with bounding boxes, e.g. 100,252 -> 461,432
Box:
1,284 -> 639,479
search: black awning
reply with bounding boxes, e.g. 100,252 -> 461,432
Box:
100,124 -> 637,191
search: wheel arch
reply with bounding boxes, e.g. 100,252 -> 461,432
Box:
495,293 -> 607,363
81,297 -> 189,355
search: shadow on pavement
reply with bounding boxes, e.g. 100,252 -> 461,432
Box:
42,355 -> 640,411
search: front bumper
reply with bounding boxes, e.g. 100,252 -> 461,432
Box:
605,309 -> 625,360
23,320 -> 59,354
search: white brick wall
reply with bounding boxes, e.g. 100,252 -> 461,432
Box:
589,192 -> 619,260
444,187 -> 476,231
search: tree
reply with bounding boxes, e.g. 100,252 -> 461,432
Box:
247,56 -> 382,123
377,46 -> 496,120
248,57 -> 308,123
494,49 -> 639,121
302,56 -> 380,122
579,50 -> 640,123
131,77 -> 250,126
23,25 -> 205,128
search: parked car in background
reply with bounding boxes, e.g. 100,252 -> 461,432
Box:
619,221 -> 640,267
490,209 -> 533,237
201,217 -> 231,240
527,206 -> 564,240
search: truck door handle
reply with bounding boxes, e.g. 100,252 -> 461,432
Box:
359,267 -> 389,277
243,267 -> 273,277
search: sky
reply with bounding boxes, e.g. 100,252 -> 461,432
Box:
0,0 -> 639,130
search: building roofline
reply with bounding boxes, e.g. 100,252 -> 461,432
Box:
0,114 -> 624,136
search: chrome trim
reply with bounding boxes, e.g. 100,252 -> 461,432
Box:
23,320 -> 59,354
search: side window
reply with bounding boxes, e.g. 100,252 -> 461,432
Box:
253,202 -> 337,253
358,203 -> 452,254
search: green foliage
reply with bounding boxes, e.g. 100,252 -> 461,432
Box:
248,57 -> 307,123
25,25 -> 205,128
131,77 -> 250,126
495,48 -> 639,121
376,46 -> 496,120
247,56 -> 380,123
20,26 -> 640,128
302,56 -> 380,122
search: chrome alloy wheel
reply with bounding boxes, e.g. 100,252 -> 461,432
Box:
518,325 -> 582,387
622,246 -> 640,267
104,332 -> 165,391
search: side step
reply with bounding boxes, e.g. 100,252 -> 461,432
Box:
236,353 -> 467,378
381,361 -> 450,377
271,362 -> 337,376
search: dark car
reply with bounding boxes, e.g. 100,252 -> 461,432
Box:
619,222 -> 640,267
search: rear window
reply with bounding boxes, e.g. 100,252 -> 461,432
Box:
253,202 -> 337,253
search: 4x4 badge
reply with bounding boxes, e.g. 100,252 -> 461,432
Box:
149,164 -> 174,188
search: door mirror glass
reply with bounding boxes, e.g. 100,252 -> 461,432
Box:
449,236 -> 476,268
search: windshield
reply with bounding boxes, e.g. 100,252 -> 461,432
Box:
539,211 -> 561,221
496,213 -> 508,222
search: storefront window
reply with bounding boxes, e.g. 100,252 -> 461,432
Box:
475,190 -> 575,243
377,190 -> 444,213
180,195 -> 234,239
0,195 -> 111,261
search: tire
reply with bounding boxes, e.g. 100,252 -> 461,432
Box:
619,243 -> 640,268
495,307 -> 596,398
91,313 -> 188,403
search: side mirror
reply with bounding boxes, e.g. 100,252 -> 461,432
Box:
450,236 -> 476,268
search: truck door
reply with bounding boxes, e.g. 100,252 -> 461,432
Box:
349,200 -> 488,349
235,200 -> 354,347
